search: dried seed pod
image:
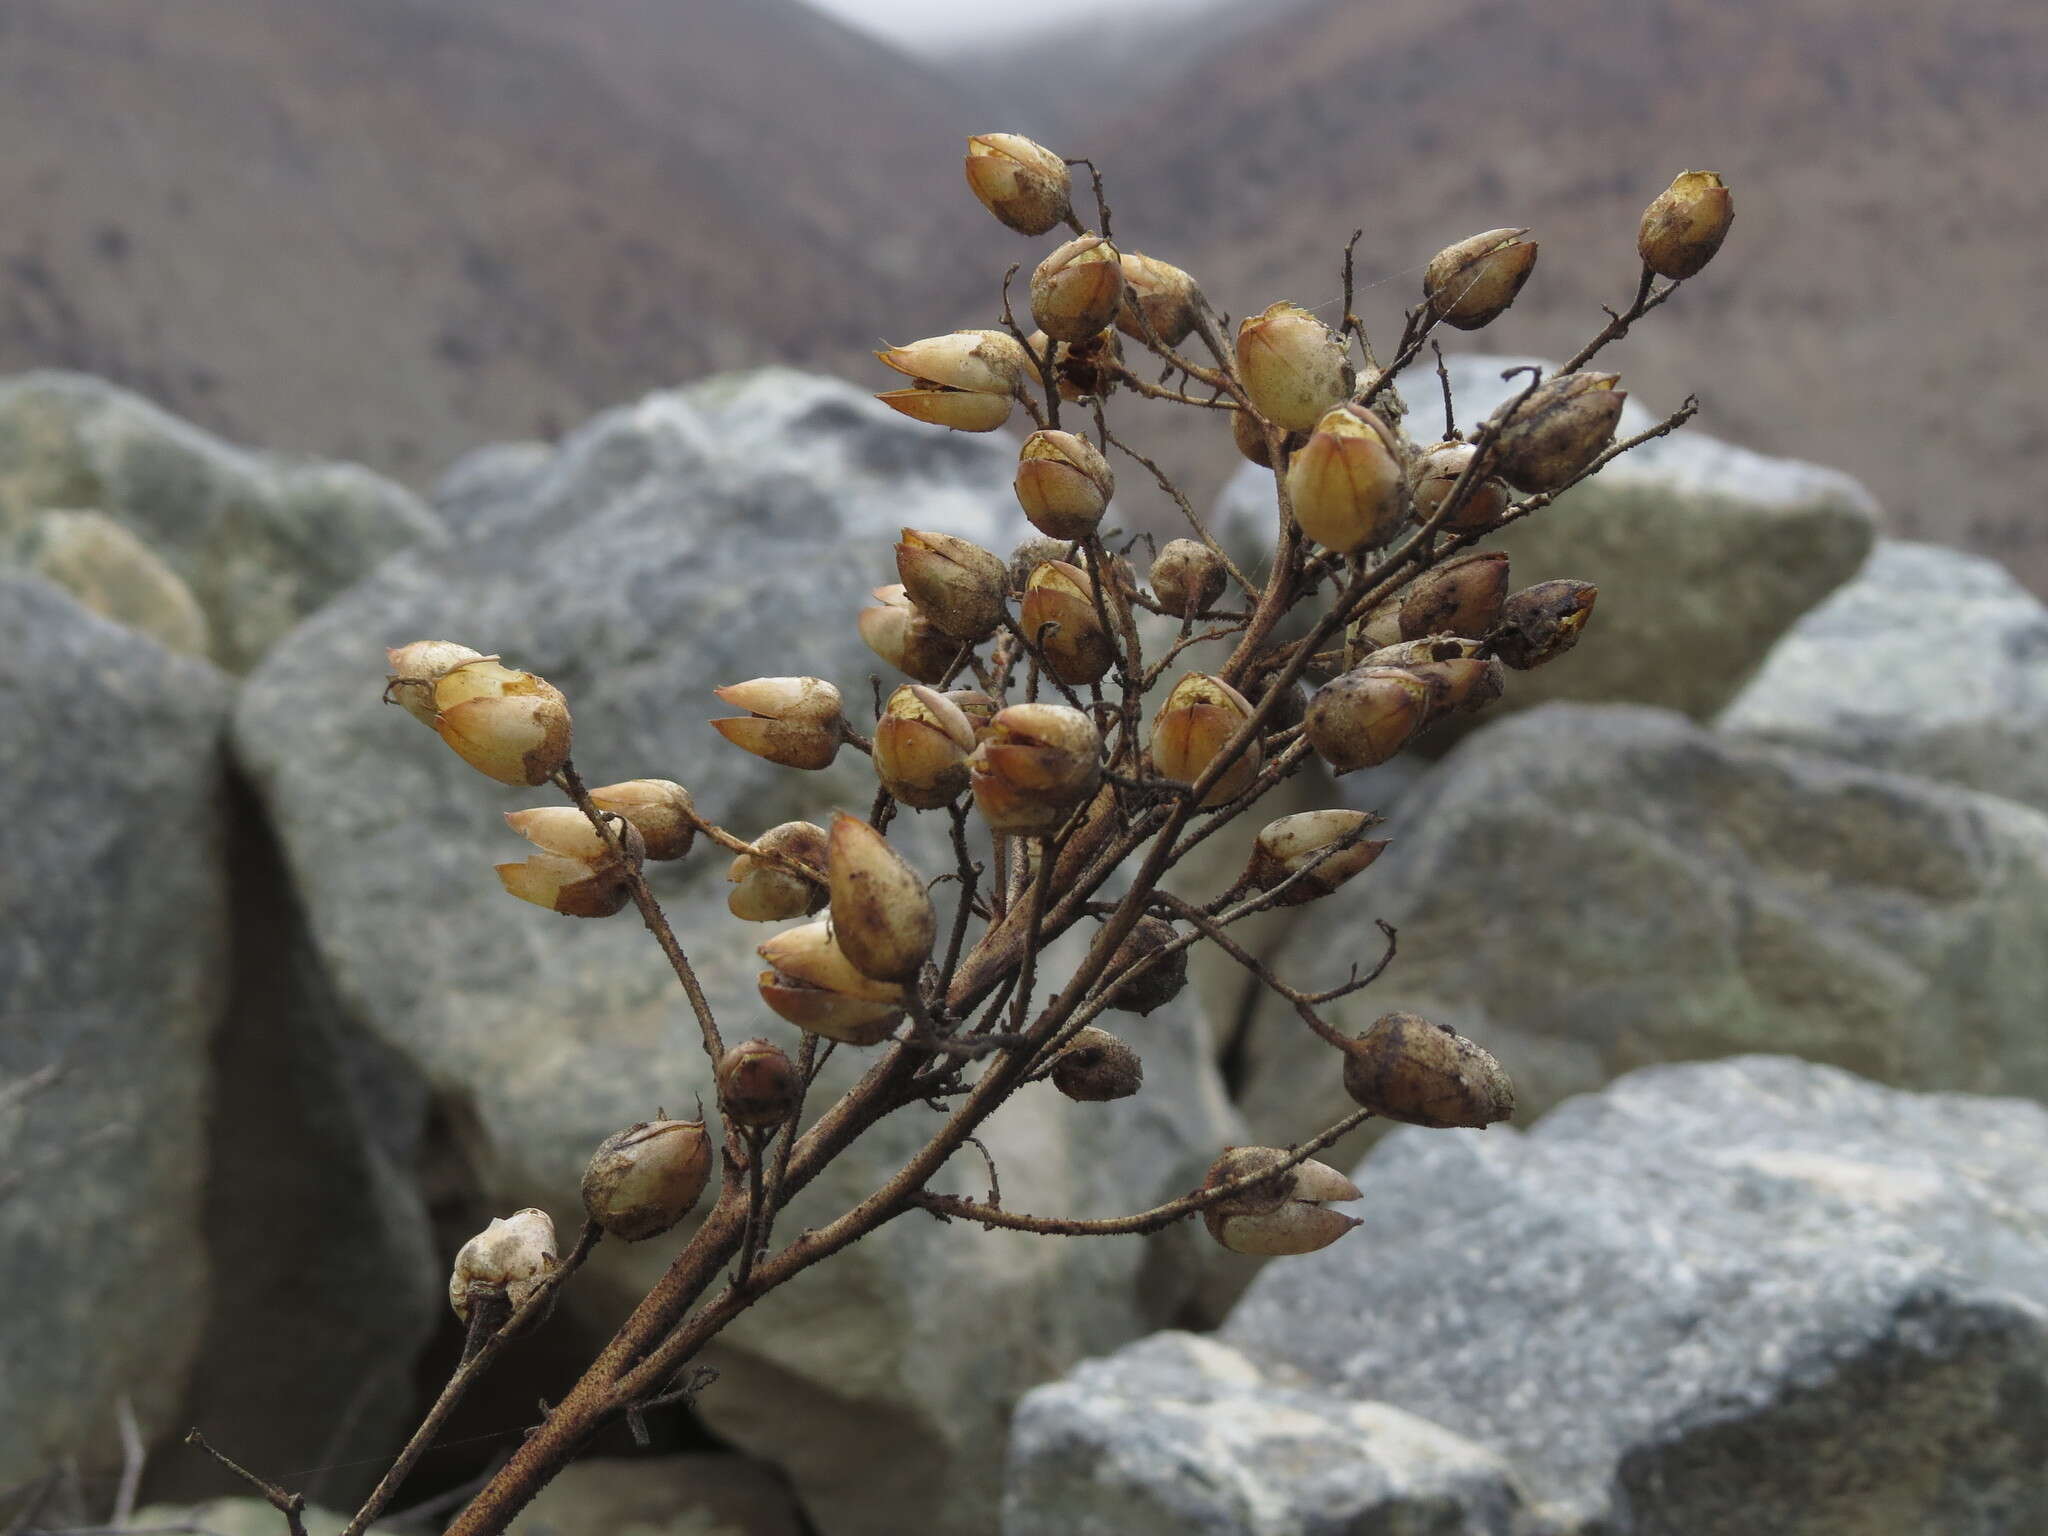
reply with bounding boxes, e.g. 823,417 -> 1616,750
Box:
1235,302 -> 1351,432
1021,559 -> 1116,685
580,1118 -> 714,1241
711,676 -> 844,771
1008,536 -> 1074,593
1031,326 -> 1124,402
757,920 -> 907,1045
1243,810 -> 1388,905
1340,1011 -> 1514,1128
717,1038 -> 802,1130
1031,235 -> 1126,344
1360,635 -> 1486,669
449,1208 -> 558,1326
943,688 -> 999,737
495,808 -> 642,919
968,703 -> 1102,835
726,820 -> 830,922
1305,667 -> 1433,773
385,640 -> 486,727
1050,1026 -> 1144,1101
897,530 -> 1009,642
588,779 -> 696,861
1231,406 -> 1306,468
1410,441 -> 1511,532
875,330 -> 1032,397
1014,430 -> 1114,542
1287,403 -> 1407,554
1424,227 -> 1538,330
1150,538 -> 1228,618
964,132 -> 1072,236
1485,371 -> 1625,494
1403,656 -> 1506,720
875,684 -> 978,808
1200,1148 -> 1361,1256
1115,250 -> 1199,346
875,386 -> 1015,433
1399,551 -> 1510,641
1347,596 -> 1407,658
1151,672 -> 1262,806
1104,916 -> 1188,1015
1490,579 -> 1599,670
859,584 -> 959,684
827,813 -> 936,984
430,658 -> 573,787
1638,170 -> 1733,280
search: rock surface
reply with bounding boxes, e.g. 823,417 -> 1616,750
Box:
1215,355 -> 1878,726
1719,539 -> 2048,814
1234,702 -> 2048,1163
1003,1331 -> 1525,1535
0,372 -> 440,670
0,576 -> 230,1489
1223,1056 -> 2048,1535
235,369 -> 1247,1536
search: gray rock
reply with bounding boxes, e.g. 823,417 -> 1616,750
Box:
6,507 -> 211,656
1234,703 -> 2048,1164
1214,355 -> 1878,725
433,439 -> 557,533
235,369 -> 1246,1536
1224,1055 -> 2048,1535
1003,1331 -> 1525,1535
509,1453 -> 807,1535
0,576 -> 230,1490
0,371 -> 441,670
1719,540 -> 2048,814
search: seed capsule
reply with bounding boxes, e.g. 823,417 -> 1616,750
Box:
1410,441 -> 1510,532
968,703 -> 1102,835
1359,635 -> 1486,670
711,676 -> 844,771
964,132 -> 1072,236
875,330 -> 1032,397
860,584 -> 959,684
587,779 -> 696,861
1490,579 -> 1598,670
1014,430 -> 1114,541
897,530 -> 1009,642
1236,302 -> 1351,433
1340,1011 -> 1514,1128
1638,170 -> 1733,280
874,684 -> 977,809
449,1208 -> 557,1326
1305,667 -> 1433,773
1050,1026 -> 1144,1101
757,920 -> 908,1045
1424,228 -> 1538,330
827,813 -> 936,984
1150,538 -> 1228,619
875,384 -> 1015,433
1031,235 -> 1126,344
1199,1148 -> 1361,1257
1151,672 -> 1261,806
495,807 -> 642,919
1231,406 -> 1306,469
1115,251 -> 1199,347
429,658 -> 572,787
726,820 -> 830,922
1104,917 -> 1187,1015
580,1118 -> 714,1242
385,640 -> 486,727
1287,403 -> 1406,554
1243,810 -> 1388,905
1021,559 -> 1116,685
1399,551 -> 1510,641
1486,371 -> 1625,494
717,1038 -> 802,1130
1403,656 -> 1506,720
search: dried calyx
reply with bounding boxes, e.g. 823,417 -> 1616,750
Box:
1340,1011 -> 1514,1129
581,1118 -> 714,1241
1200,1148 -> 1361,1256
449,1208 -> 559,1328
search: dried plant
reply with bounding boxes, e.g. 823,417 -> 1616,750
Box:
195,150 -> 1728,1535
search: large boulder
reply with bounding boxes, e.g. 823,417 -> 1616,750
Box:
235,369 -> 1246,1536
0,576 -> 230,1490
1233,703 -> 2048,1163
1222,1056 -> 2048,1535
1214,355 -> 1878,725
1719,540 -> 2048,815
0,372 -> 440,670
1003,1331 -> 1526,1535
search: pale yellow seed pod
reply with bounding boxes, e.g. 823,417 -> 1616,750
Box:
897,530 -> 1009,642
1200,1149 -> 1361,1257
1235,302 -> 1350,433
1286,403 -> 1406,554
875,684 -> 978,809
588,779 -> 696,861
1243,809 -> 1388,905
876,387 -> 1013,433
964,132 -> 1072,236
827,813 -> 937,984
1021,559 -> 1115,686
430,659 -> 572,787
1115,250 -> 1199,347
875,330 -> 1032,396
859,585 -> 958,685
1150,672 -> 1261,806
580,1119 -> 713,1241
1014,429 -> 1114,542
968,703 -> 1102,835
711,676 -> 844,771
1030,235 -> 1126,344
385,640 -> 486,727
757,920 -> 907,1045
494,851 -> 633,918
1638,170 -> 1732,280
1423,228 -> 1538,330
726,821 -> 829,923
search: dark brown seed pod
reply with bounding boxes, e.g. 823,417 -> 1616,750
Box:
1103,917 -> 1188,1015
717,1038 -> 803,1129
1398,551 -> 1510,641
1490,580 -> 1599,670
580,1119 -> 714,1241
1340,1011 -> 1514,1128
1049,1026 -> 1144,1102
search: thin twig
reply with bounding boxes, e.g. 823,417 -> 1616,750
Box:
181,1433 -> 308,1536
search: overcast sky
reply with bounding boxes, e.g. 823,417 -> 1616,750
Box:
800,0 -> 1228,52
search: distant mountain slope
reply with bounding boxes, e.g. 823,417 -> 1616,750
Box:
0,0 -> 994,478
1058,0 -> 2048,587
